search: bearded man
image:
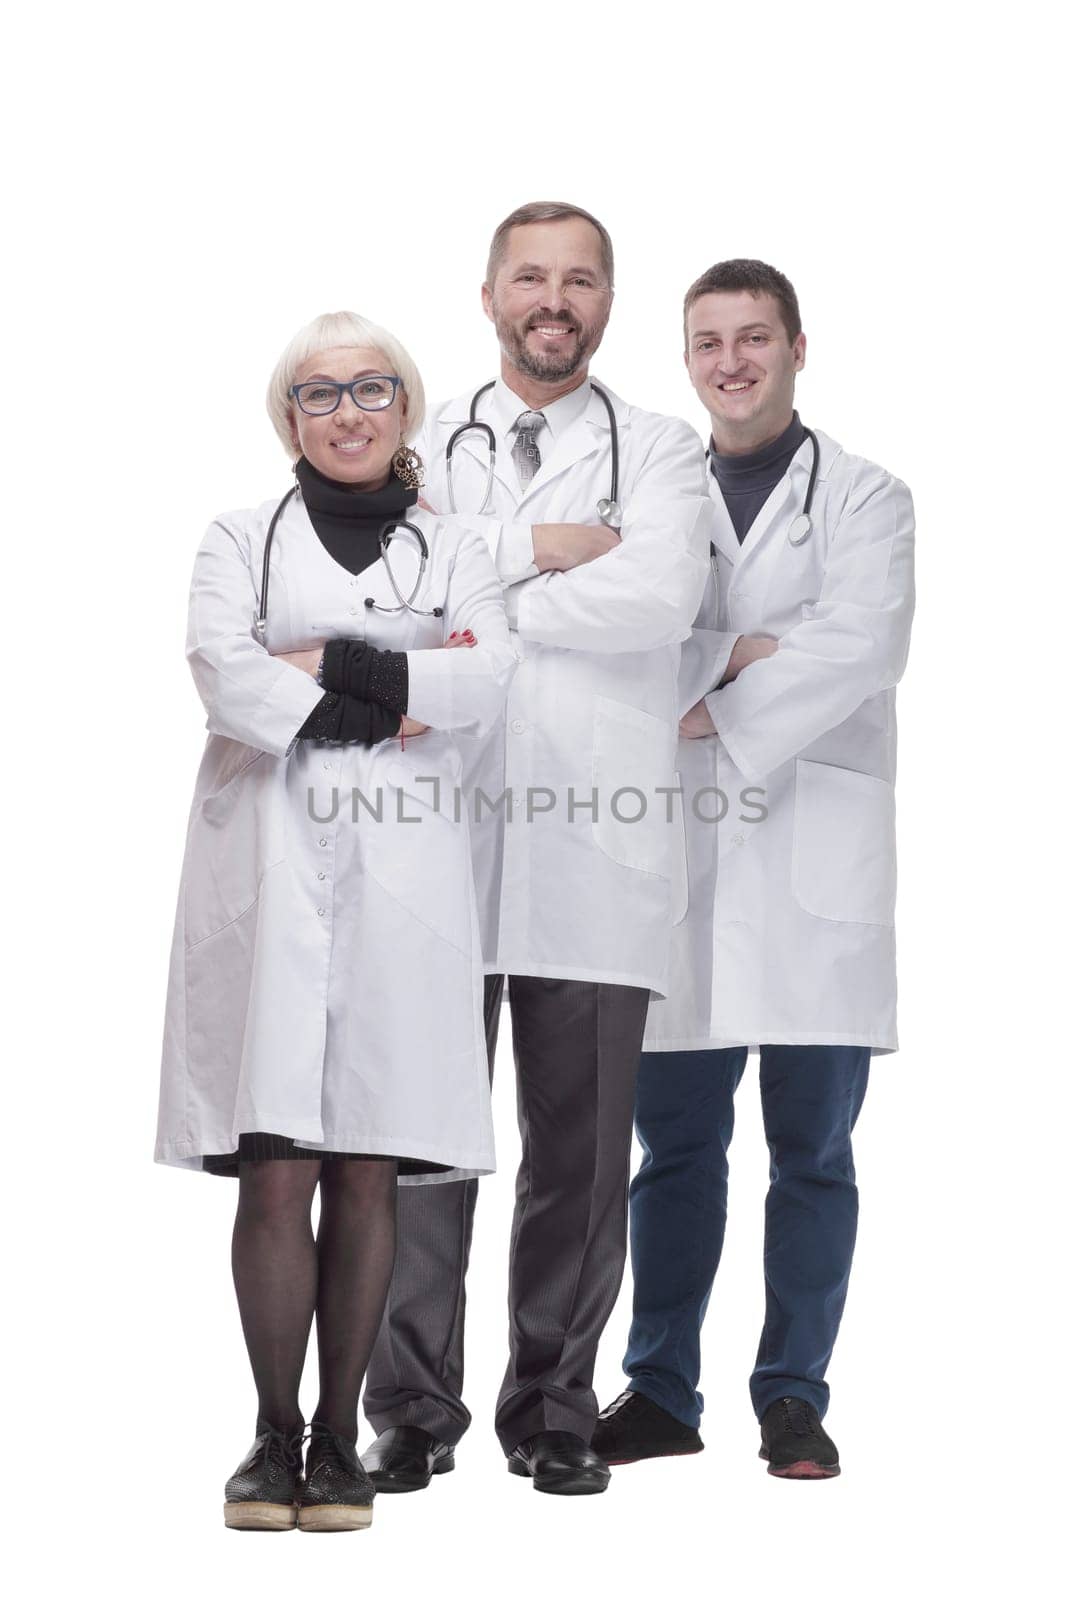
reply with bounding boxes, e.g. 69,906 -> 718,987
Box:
362,201 -> 711,1496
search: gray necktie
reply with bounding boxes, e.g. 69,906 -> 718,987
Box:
511,410 -> 547,484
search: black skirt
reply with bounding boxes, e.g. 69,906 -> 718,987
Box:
202,1133 -> 448,1178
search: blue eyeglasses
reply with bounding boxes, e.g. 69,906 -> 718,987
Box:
290,375 -> 403,416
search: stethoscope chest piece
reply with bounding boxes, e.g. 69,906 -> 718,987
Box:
596,496 -> 622,530
787,430 -> 821,548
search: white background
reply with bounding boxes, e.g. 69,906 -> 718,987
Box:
8,1 -> 1062,1595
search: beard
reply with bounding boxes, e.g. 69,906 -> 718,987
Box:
492,305 -> 607,382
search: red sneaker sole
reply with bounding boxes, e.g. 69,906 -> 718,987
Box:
765,1459 -> 840,1479
600,1444 -> 704,1466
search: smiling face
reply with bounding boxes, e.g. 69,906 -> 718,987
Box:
685,290 -> 806,454
288,345 -> 407,489
482,217 -> 613,389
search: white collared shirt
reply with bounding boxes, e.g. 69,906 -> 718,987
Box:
492,376 -> 592,474
483,378 -> 594,577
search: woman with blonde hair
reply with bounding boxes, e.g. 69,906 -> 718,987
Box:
156,311 -> 514,1531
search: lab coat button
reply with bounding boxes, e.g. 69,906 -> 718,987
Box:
510,719 -> 526,734
316,907 -> 326,917
318,837 -> 328,847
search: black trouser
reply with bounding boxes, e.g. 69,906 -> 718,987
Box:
363,973 -> 650,1452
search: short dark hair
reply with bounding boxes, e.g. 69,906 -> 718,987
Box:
486,201 -> 615,290
683,259 -> 802,345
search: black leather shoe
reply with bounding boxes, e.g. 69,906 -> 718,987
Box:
593,1389 -> 704,1465
507,1431 -> 610,1495
297,1425 -> 375,1530
224,1423 -> 304,1530
759,1397 -> 841,1479
362,1425 -> 456,1493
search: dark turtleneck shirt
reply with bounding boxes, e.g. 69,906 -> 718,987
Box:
293,457 -> 415,744
708,411 -> 807,543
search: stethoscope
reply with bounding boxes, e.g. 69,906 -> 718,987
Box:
706,427 -> 820,546
253,486 -> 441,642
444,380 -> 623,528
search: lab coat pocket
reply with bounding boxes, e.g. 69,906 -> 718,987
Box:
184,748 -> 284,949
791,759 -> 895,926
361,753 -> 474,957
591,696 -> 673,878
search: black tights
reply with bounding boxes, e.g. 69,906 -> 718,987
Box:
231,1157 -> 398,1442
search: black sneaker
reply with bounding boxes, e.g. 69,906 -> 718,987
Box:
297,1425 -> 375,1531
759,1397 -> 841,1479
224,1423 -> 304,1530
593,1390 -> 704,1466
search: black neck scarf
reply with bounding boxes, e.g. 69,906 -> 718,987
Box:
294,455 -> 418,579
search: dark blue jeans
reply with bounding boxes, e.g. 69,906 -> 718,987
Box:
623,1044 -> 871,1427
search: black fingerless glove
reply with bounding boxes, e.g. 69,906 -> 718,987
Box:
320,639 -> 409,715
296,691 -> 401,745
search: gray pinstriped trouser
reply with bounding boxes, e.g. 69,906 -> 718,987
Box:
363,973 -> 650,1452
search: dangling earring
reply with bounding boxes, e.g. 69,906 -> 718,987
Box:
392,443 -> 425,490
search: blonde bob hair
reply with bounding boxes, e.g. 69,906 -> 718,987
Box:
266,310 -> 426,458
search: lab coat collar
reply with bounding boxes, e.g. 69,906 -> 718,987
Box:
706,484 -> 741,562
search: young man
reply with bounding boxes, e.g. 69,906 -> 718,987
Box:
594,260 -> 915,1479
362,203 -> 711,1495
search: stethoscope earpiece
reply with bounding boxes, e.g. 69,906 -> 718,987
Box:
365,597 -> 444,617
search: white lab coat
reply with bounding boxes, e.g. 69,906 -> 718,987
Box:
416,381 -> 711,995
643,430 -> 915,1052
155,494 -> 516,1179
